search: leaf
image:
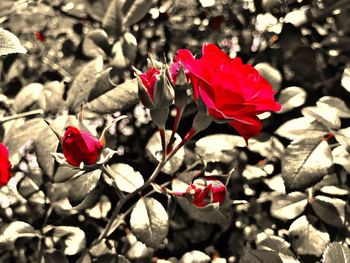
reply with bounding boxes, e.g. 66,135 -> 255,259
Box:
311,195 -> 346,228
277,86 -> 307,114
281,138 -> 333,192
43,226 -> 86,255
289,215 -> 330,257
82,29 -> 110,58
88,67 -> 117,101
335,127 -> 350,150
180,250 -> 211,263
341,65 -> 350,93
4,118 -> 47,166
66,56 -> 104,112
146,130 -> 185,175
38,81 -> 65,114
243,165 -> 268,180
108,163 -> 144,193
43,250 -> 69,263
86,195 -> 111,219
85,0 -> 112,22
320,185 -> 349,196
13,83 -> 43,113
123,0 -> 153,27
103,0 -> 124,38
84,78 -> 139,114
302,106 -> 341,129
270,192 -> 307,221
122,32 -> 138,63
254,63 -> 282,92
275,117 -> 329,140
68,169 -> 102,206
0,27 -> 27,56
0,221 -> 38,249
317,96 -> 350,118
263,174 -> 286,193
322,242 -> 350,263
240,249 -> 283,263
130,197 -> 169,248
248,134 -> 285,159
256,233 -> 294,257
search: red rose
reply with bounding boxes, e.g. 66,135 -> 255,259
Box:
175,43 -> 281,141
186,178 -> 226,208
62,126 -> 103,167
0,143 -> 12,187
139,67 -> 160,102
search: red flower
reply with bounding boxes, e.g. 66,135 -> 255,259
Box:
62,126 -> 103,167
34,31 -> 45,43
138,67 -> 160,103
175,43 -> 281,141
186,178 -> 226,208
0,143 -> 12,187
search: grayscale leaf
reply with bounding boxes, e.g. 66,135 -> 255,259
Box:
317,96 -> 350,118
248,134 -> 285,159
335,127 -> 350,149
332,146 -> 350,173
13,83 -> 43,113
123,0 -> 153,27
108,163 -> 144,193
84,78 -> 139,114
43,226 -> 86,255
66,56 -> 104,112
0,221 -> 38,249
180,250 -> 211,263
243,165 -> 268,181
130,197 -> 169,248
341,65 -> 350,93
302,106 -> 341,129
68,169 -> 102,206
240,249 -> 283,263
270,192 -> 307,221
289,215 -> 330,257
82,29 -> 109,58
103,0 -> 124,38
38,81 -> 65,114
43,250 -> 69,263
275,117 -> 328,140
322,242 -> 350,263
311,195 -> 346,228
277,86 -> 306,113
0,27 -> 27,56
281,138 -> 333,192
320,185 -> 349,196
256,233 -> 294,256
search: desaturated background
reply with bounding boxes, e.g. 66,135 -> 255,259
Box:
1,0 -> 350,262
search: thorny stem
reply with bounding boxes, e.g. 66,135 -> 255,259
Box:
0,109 -> 44,123
90,128 -> 197,248
167,106 -> 184,153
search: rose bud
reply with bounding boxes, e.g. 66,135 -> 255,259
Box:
0,143 -> 12,187
174,43 -> 281,141
186,177 -> 227,208
62,126 -> 103,167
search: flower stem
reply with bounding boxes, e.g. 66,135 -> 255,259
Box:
166,128 -> 196,160
159,128 -> 166,160
167,106 -> 183,153
0,109 -> 44,123
101,165 -> 125,199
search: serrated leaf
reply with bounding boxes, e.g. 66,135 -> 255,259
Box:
108,163 -> 144,193
84,78 -> 139,114
323,242 -> 350,263
270,192 -> 307,221
275,117 -> 329,140
289,215 -> 330,257
281,138 -> 333,192
254,63 -> 282,92
43,226 -> 86,255
66,56 -> 104,112
302,106 -> 341,129
240,249 -> 283,263
0,27 -> 27,56
311,195 -> 346,228
277,86 -> 306,113
123,0 -> 153,27
103,0 -> 124,38
180,250 -> 211,263
4,118 -> 46,166
146,130 -> 184,175
13,83 -> 43,113
68,169 -> 102,206
0,221 -> 38,249
317,96 -> 350,118
130,197 -> 169,248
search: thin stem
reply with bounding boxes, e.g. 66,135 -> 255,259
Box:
159,128 -> 166,160
38,204 -> 53,262
0,109 -> 44,123
167,106 -> 183,153
166,128 -> 196,161
308,187 -> 313,204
